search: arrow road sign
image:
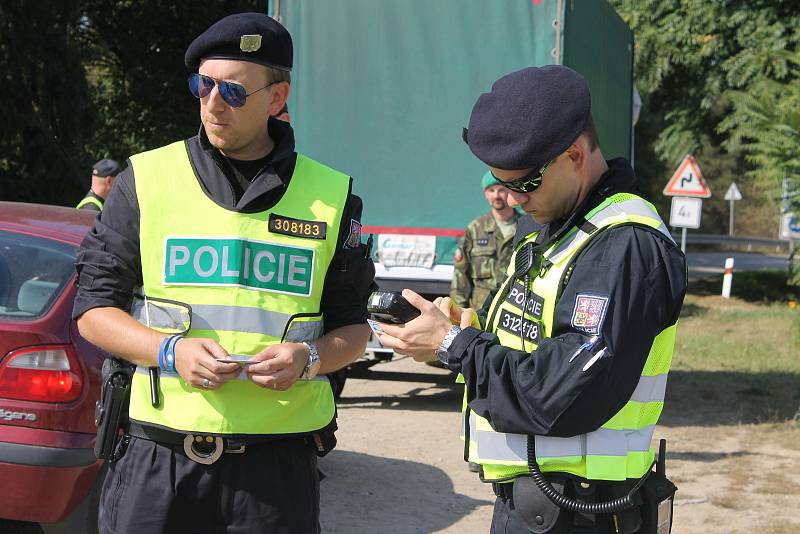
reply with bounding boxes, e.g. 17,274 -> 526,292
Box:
663,155 -> 712,198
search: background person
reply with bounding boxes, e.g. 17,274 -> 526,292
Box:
76,158 -> 124,211
376,65 -> 687,533
74,13 -> 375,534
451,171 -> 524,310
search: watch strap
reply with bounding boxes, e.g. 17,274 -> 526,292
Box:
436,325 -> 462,364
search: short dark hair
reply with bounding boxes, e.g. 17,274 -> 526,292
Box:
581,114 -> 600,152
266,65 -> 291,85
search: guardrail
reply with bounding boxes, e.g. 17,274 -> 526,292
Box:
672,233 -> 792,254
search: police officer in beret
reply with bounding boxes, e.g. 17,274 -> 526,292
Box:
74,12 -> 375,533
451,171 -> 525,311
376,65 -> 686,533
76,158 -> 125,211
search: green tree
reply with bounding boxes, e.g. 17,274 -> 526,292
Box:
0,0 -> 93,204
0,1 -> 263,206
611,0 -> 800,235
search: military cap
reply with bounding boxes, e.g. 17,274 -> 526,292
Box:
481,171 -> 497,190
92,158 -> 124,177
185,13 -> 292,71
465,65 -> 591,171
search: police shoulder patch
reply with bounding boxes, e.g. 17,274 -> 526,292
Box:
454,248 -> 463,263
344,219 -> 362,249
268,214 -> 327,240
571,293 -> 610,334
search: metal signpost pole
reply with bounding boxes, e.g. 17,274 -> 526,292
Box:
724,183 -> 742,237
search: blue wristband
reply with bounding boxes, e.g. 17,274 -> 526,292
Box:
165,335 -> 183,373
157,337 -> 171,371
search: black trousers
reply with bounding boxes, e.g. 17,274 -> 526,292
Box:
99,436 -> 320,534
490,495 -> 640,534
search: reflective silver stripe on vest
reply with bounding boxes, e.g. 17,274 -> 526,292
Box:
469,414 -> 656,461
548,199 -> 673,265
133,301 -> 323,341
630,374 -> 668,404
283,319 -> 325,342
130,298 -> 189,332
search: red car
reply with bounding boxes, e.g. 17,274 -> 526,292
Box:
0,202 -> 104,534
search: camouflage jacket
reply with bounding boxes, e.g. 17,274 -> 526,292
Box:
450,212 -> 521,309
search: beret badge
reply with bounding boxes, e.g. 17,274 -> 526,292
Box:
239,34 -> 262,52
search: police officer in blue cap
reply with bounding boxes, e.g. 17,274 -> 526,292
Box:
74,12 -> 375,534
377,66 -> 686,533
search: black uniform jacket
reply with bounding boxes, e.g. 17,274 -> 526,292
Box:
73,118 -> 377,332
447,158 -> 687,438
77,191 -> 104,211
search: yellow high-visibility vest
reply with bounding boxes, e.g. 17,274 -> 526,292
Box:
464,193 -> 677,482
128,140 -> 349,435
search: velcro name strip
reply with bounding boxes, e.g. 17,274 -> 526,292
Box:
497,309 -> 542,344
504,281 -> 545,320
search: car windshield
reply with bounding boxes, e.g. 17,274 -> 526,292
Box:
0,231 -> 77,320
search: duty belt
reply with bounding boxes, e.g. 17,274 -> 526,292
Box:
127,422 -> 308,465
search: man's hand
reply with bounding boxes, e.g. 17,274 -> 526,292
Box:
173,338 -> 240,390
433,296 -> 480,329
246,342 -> 309,390
376,290 -> 453,362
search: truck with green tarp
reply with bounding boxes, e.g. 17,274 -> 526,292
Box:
269,0 -> 634,384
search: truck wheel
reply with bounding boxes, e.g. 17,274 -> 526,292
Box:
330,368 -> 347,399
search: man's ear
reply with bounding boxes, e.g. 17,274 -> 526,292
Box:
267,82 -> 291,116
566,138 -> 587,169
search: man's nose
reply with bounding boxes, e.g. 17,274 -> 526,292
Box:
205,83 -> 227,109
507,190 -> 527,207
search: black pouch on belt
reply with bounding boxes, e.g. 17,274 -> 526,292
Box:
638,470 -> 677,534
94,357 -> 134,461
312,417 -> 338,457
511,476 -> 568,533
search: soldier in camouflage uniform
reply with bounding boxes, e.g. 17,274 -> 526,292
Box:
451,171 -> 523,310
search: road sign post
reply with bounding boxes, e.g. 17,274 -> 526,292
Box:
663,155 -> 712,253
724,183 -> 743,236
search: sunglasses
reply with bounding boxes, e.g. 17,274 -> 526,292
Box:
491,158 -> 554,193
188,73 -> 276,108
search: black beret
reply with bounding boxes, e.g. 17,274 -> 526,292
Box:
185,13 -> 292,71
465,65 -> 591,171
92,158 -> 123,177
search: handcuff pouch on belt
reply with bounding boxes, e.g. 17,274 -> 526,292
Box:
512,476 -> 567,533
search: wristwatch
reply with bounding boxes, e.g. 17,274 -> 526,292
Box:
301,341 -> 321,380
435,326 -> 462,365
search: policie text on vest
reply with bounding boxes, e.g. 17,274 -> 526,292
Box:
164,237 -> 314,296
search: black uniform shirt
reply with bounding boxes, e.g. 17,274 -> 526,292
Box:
77,191 -> 104,211
447,158 -> 687,438
73,118 -> 377,332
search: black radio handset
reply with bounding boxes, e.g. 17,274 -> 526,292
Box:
514,242 -> 536,279
514,243 -> 537,352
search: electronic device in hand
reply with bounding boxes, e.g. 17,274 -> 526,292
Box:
367,291 -> 421,324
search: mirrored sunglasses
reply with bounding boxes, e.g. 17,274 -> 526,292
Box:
188,73 -> 275,108
491,159 -> 554,193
